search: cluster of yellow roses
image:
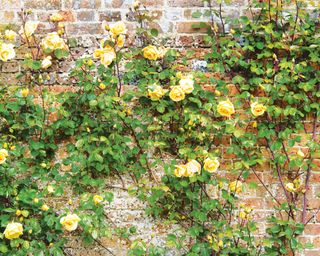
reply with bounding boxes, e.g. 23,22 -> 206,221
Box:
0,148 -> 9,164
217,99 -> 267,118
174,158 -> 220,177
142,45 -> 167,61
147,73 -> 194,102
3,194 -> 104,240
229,180 -> 243,193
93,22 -> 126,67
0,29 -> 17,62
238,203 -> 253,221
285,179 -> 302,193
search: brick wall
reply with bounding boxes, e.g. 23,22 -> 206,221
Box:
1,1 -> 320,255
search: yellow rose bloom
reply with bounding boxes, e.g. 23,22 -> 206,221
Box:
19,21 -> 39,40
142,45 -> 159,61
239,211 -> 247,220
93,195 -> 103,205
250,102 -> 267,117
41,32 -> 67,51
179,77 -> 194,94
60,214 -> 81,232
174,164 -> 187,177
297,149 -> 305,158
4,30 -> 17,41
109,22 -> 127,37
169,86 -> 185,102
185,160 -> 201,177
0,43 -> 15,62
218,240 -> 224,247
47,185 -> 55,193
148,85 -> 166,101
99,83 -> 106,90
41,56 -> 52,69
100,49 -> 116,67
203,158 -> 220,173
217,99 -> 235,117
229,180 -> 242,193
20,88 -> 29,97
41,204 -> 50,211
116,34 -> 125,48
0,149 -> 8,164
4,222 -> 23,240
50,13 -> 64,22
285,182 -> 296,193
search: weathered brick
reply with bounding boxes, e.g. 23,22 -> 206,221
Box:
176,21 -> 208,33
168,0 -> 204,7
76,10 -> 96,21
24,0 -> 61,10
99,11 -> 121,22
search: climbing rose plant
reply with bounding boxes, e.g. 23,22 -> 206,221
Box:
0,0 -> 319,255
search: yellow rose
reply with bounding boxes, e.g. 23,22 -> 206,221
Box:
4,222 -> 23,240
50,13 -> 64,22
21,88 -> 29,97
203,158 -> 220,173
99,83 -> 106,90
239,211 -> 247,220
142,45 -> 159,61
4,30 -> 17,41
217,99 -> 235,117
169,86 -> 185,102
47,185 -> 55,193
0,43 -> 15,62
19,21 -> 39,39
229,180 -> 242,193
93,195 -> 103,205
93,49 -> 104,58
174,164 -> 187,177
116,34 -> 125,48
179,77 -> 194,94
250,102 -> 267,117
41,204 -> 50,211
285,182 -> 296,193
41,32 -> 67,51
109,22 -> 127,37
60,214 -> 81,232
0,149 -> 8,164
297,149 -> 305,158
33,198 -> 39,203
100,49 -> 116,67
148,85 -> 166,101
41,56 -> 52,69
185,160 -> 201,177
16,210 -> 21,216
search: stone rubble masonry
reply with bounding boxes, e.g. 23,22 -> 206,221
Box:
0,1 -> 320,255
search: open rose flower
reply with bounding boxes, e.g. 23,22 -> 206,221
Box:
148,84 -> 166,101
203,158 -> 220,173
19,21 -> 39,40
0,149 -> 9,164
251,102 -> 267,117
185,160 -> 201,177
60,214 -> 81,232
142,45 -> 159,61
4,222 -> 23,240
169,86 -> 185,102
41,32 -> 67,51
217,99 -> 235,117
174,164 -> 187,177
0,43 -> 15,62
